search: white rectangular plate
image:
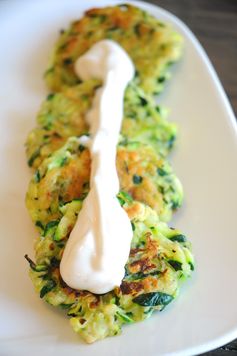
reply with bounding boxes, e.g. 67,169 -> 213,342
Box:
0,1 -> 237,355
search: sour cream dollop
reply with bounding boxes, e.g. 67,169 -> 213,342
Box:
60,40 -> 135,294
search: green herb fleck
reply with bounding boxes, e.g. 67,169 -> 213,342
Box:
46,93 -> 55,101
171,200 -> 180,210
34,170 -> 41,183
78,144 -> 85,152
60,303 -> 74,310
28,148 -> 40,167
157,167 -> 167,176
155,105 -> 161,113
139,96 -> 148,106
44,220 -> 59,235
60,156 -> 68,167
63,58 -> 73,65
170,234 -> 187,243
168,135 -> 176,149
117,191 -> 133,206
134,23 -> 141,36
133,175 -> 143,184
168,260 -> 182,271
158,76 -> 165,83
35,220 -> 44,230
40,280 -> 56,298
116,311 -> 133,323
133,292 -> 173,307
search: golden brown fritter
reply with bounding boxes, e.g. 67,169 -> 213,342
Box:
45,4 -> 183,94
26,195 -> 193,343
26,137 -> 183,229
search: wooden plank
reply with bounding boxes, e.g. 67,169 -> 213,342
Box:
144,0 -> 237,116
201,338 -> 237,355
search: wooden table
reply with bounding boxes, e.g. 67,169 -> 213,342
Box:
143,0 -> 237,117
142,0 -> 237,354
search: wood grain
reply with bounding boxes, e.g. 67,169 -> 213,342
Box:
141,0 -> 237,354
143,0 -> 237,117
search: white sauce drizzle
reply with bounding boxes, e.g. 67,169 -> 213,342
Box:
60,40 -> 135,294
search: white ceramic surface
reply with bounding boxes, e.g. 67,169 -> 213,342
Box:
0,1 -> 237,355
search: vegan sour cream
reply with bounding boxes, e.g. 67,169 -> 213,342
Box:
60,40 -> 135,294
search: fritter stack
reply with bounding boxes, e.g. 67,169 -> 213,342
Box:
25,4 -> 194,343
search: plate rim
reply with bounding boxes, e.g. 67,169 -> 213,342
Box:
1,0 -> 237,355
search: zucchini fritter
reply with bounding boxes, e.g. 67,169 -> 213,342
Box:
117,140 -> 183,221
26,79 -> 100,169
26,136 -> 183,229
26,194 -> 193,343
26,82 -> 177,169
122,83 -> 176,157
44,4 -> 183,94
